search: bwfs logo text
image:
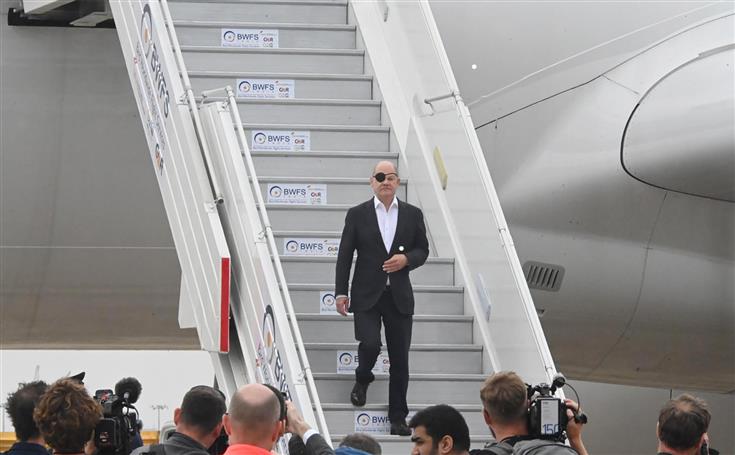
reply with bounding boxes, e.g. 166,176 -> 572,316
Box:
140,4 -> 170,118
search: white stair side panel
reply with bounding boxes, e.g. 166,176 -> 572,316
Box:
111,0 -> 230,353
178,276 -> 196,329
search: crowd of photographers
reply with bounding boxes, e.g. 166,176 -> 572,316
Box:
3,370 -> 715,455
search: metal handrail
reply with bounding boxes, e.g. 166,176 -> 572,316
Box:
204,87 -> 331,440
158,0 -> 224,204
416,0 -> 558,378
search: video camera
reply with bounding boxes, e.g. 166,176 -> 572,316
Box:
94,378 -> 143,455
526,373 -> 587,442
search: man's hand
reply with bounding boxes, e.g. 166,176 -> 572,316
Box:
383,254 -> 408,273
285,401 -> 311,438
336,296 -> 350,316
565,399 -> 588,455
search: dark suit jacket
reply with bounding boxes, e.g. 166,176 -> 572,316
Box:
287,434 -> 335,455
335,198 -> 429,315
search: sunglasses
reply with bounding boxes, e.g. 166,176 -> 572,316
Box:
373,172 -> 398,183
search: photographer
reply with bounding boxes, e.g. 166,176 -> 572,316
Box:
656,394 -> 711,455
33,379 -> 102,455
470,371 -> 588,455
4,381 -> 49,455
132,386 -> 226,455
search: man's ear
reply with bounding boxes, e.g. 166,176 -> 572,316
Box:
438,435 -> 453,455
270,421 -> 284,443
698,433 -> 707,451
173,408 -> 182,426
223,414 -> 232,437
210,422 -> 224,440
482,408 -> 492,426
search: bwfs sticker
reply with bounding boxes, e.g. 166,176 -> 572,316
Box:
337,350 -> 390,374
267,183 -> 326,205
251,130 -> 310,152
221,29 -> 279,48
283,238 -> 339,257
237,79 -> 294,99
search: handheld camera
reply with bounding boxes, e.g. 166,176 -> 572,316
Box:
94,378 -> 143,455
527,373 -> 588,442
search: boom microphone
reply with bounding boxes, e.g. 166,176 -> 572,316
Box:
114,377 -> 142,404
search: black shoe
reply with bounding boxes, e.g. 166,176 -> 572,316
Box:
350,382 -> 368,407
390,419 -> 411,436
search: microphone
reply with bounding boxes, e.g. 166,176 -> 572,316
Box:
114,377 -> 142,404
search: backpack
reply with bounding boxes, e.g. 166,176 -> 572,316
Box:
471,438 -> 579,455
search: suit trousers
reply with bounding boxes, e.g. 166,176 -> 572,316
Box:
353,288 -> 413,421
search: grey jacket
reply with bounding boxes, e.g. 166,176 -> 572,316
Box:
131,432 -> 209,455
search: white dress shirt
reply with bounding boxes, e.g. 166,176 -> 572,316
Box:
374,195 -> 399,253
375,195 -> 398,285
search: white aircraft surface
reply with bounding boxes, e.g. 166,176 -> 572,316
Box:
0,0 -> 732,401
431,1 -> 734,394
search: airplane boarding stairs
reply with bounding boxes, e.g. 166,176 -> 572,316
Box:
112,0 -> 557,452
171,0 -> 490,450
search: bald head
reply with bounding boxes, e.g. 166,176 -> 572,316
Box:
225,384 -> 282,448
372,160 -> 397,176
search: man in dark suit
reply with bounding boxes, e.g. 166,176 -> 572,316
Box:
335,160 -> 429,436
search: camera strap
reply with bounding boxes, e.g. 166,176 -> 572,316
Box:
501,435 -> 537,447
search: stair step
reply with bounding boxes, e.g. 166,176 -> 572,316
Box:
330,434 -> 493,453
243,124 -> 390,152
285,283 -> 465,315
181,46 -> 364,74
263,203 -> 347,230
189,72 -> 373,100
174,21 -> 356,49
202,97 -> 381,126
319,403 -> 489,435
253,153 -> 397,180
256,177 -> 401,204
302,343 -> 482,374
277,254 -> 454,286
293,314 -> 474,344
312,373 -> 486,404
168,0 -> 348,24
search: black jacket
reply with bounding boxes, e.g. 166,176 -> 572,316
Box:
335,198 -> 429,315
4,442 -> 51,455
287,434 -> 334,455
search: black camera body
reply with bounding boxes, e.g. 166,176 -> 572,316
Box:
94,389 -> 139,455
526,373 -> 586,442
527,395 -> 568,441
